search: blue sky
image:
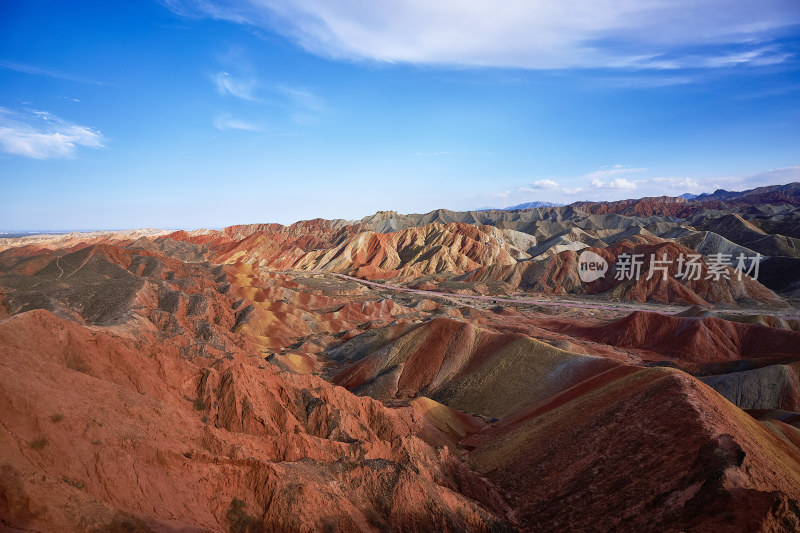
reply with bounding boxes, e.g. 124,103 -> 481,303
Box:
1,0 -> 799,231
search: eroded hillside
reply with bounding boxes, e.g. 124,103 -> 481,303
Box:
2,187 -> 800,532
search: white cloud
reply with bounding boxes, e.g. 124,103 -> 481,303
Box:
497,179 -> 585,201
0,107 -> 104,159
488,164 -> 799,208
584,165 -> 643,189
213,113 -> 260,131
651,177 -> 702,192
530,179 -> 560,189
507,166 -> 643,199
667,166 -> 800,194
213,71 -> 259,101
590,177 -> 638,190
166,0 -> 800,70
747,165 -> 800,186
584,164 -> 646,180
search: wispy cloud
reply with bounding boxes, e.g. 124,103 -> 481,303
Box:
651,177 -> 703,193
697,47 -> 792,69
603,45 -> 794,71
604,74 -> 700,89
584,164 -> 646,181
736,166 -> 800,188
210,66 -> 326,124
212,113 -> 260,131
415,151 -> 450,157
0,59 -> 102,85
643,167 -> 800,196
661,166 -> 800,194
0,107 -> 104,159
213,71 -> 259,101
166,0 -> 799,70
275,85 -> 326,124
276,85 -> 325,112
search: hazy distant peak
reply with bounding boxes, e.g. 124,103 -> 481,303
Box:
479,201 -> 564,211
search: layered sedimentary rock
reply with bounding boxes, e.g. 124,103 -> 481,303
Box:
2,185 -> 800,531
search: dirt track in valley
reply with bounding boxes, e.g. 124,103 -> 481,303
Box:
282,269 -> 800,320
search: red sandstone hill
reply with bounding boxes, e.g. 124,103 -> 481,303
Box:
541,310 -> 800,369
572,196 -> 693,217
165,218 -> 365,267
2,187 -> 800,531
5,184 -> 799,306
171,220 -> 786,307
0,310 -> 511,532
2,237 -> 800,531
325,314 -> 800,531
0,246 -> 513,532
462,366 -> 800,532
458,236 -> 785,306
323,311 -> 800,532
179,222 -> 535,281
331,317 -> 618,420
289,223 -> 529,280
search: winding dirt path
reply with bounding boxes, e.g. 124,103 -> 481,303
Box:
280,269 -> 800,320
292,270 -> 683,314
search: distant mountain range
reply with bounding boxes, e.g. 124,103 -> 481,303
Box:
503,201 -> 564,210
479,182 -> 800,212
479,201 -> 564,211
694,182 -> 800,202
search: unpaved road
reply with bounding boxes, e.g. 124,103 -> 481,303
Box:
280,269 -> 800,320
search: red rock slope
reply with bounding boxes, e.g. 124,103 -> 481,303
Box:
0,245 -> 512,532
463,366 -> 800,532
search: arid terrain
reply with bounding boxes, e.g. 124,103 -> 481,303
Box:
2,183 -> 800,532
